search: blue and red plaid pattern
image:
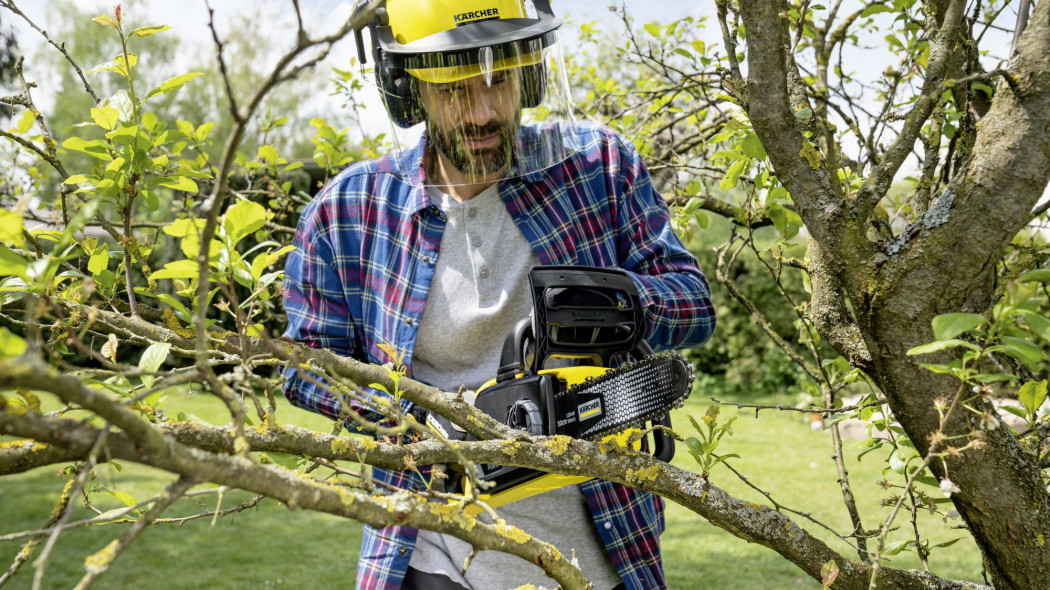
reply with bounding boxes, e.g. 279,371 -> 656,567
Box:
282,122 -> 715,590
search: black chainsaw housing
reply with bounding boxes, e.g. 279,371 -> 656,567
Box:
456,266 -> 678,497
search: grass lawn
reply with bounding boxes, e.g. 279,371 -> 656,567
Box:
1,389 -> 985,589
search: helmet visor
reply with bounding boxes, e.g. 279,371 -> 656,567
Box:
373,35 -> 579,188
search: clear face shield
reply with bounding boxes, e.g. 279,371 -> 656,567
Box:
355,0 -> 578,188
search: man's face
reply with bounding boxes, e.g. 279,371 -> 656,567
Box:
418,68 -> 522,182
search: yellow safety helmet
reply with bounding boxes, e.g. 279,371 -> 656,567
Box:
350,0 -> 562,126
386,0 -> 543,84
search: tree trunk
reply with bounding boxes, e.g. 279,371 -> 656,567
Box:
739,0 -> 1050,587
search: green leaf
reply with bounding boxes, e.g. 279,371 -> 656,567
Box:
0,210 -> 25,247
91,15 -> 118,28
1000,404 -> 1029,419
107,90 -> 135,121
223,200 -> 268,247
906,339 -> 977,356
88,243 -> 109,275
931,313 -> 984,341
90,105 -> 121,131
62,137 -> 112,161
156,175 -> 199,193
720,159 -> 747,191
163,217 -> 204,238
740,133 -> 767,160
150,259 -> 201,280
144,72 -> 204,101
0,327 -> 27,359
257,144 -> 279,164
1019,269 -> 1050,283
1020,311 -> 1050,344
156,293 -> 191,321
931,538 -> 963,549
196,121 -> 214,142
141,111 -> 158,131
93,269 -> 115,290
250,245 -> 296,282
16,109 -> 35,134
1018,380 -> 1048,418
108,490 -> 138,509
998,337 -> 1043,367
106,124 -> 144,145
882,539 -> 914,556
861,4 -> 893,17
643,23 -> 661,37
130,25 -> 170,38
63,175 -> 91,185
794,108 -> 813,120
138,342 -> 172,389
0,245 -> 28,277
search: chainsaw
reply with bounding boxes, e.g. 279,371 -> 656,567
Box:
425,266 -> 695,511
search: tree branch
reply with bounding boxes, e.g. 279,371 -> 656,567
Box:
852,0 -> 966,222
736,0 -> 846,254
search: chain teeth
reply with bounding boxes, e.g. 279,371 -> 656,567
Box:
555,351 -> 695,442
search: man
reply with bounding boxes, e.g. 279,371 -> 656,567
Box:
282,1 -> 715,589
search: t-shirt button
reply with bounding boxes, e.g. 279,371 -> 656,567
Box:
472,237 -> 483,248
467,208 -> 477,219
603,521 -> 613,531
479,267 -> 489,279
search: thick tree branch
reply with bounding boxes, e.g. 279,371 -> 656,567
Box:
806,236 -> 872,368
852,0 -> 966,222
736,0 -> 846,257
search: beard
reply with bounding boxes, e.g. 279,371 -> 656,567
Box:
426,112 -> 520,180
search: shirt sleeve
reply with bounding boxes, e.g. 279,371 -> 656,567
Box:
610,132 -> 717,352
281,194 -> 382,426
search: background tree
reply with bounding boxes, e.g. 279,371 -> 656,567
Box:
1,1 -> 1048,589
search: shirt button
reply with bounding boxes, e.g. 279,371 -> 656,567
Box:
398,547 -> 408,556
467,208 -> 477,219
603,521 -> 613,531
405,317 -> 416,326
479,267 -> 489,279
472,237 -> 483,248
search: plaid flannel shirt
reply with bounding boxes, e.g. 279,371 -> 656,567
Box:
282,122 -> 715,590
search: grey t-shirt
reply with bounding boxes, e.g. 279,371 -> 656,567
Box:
409,184 -> 622,590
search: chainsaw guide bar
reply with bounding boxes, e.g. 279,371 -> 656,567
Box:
552,350 -> 695,441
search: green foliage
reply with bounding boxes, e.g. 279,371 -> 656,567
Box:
684,405 -> 738,478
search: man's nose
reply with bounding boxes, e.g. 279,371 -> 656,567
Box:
460,84 -> 505,125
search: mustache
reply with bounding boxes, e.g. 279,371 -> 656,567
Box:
452,121 -> 510,140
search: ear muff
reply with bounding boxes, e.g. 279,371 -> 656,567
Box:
375,50 -> 424,129
518,61 -> 547,109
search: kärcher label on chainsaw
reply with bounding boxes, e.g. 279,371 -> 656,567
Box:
578,398 -> 602,420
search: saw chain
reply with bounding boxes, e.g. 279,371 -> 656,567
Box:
550,350 -> 694,441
